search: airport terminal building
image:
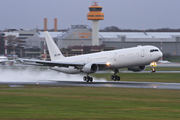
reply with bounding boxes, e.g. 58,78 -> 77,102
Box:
43,25 -> 180,56
1,25 -> 180,58
101,32 -> 180,56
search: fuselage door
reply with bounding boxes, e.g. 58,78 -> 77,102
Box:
114,53 -> 118,61
141,49 -> 144,57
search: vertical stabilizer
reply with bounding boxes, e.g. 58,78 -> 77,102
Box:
44,31 -> 64,61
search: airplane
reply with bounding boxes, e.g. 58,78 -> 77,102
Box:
22,31 -> 163,82
157,60 -> 171,64
0,56 -> 13,65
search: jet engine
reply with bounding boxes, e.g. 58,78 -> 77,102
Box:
82,63 -> 99,73
128,66 -> 146,72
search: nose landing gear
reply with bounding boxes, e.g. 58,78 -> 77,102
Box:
151,67 -> 156,73
111,69 -> 121,81
150,61 -> 157,73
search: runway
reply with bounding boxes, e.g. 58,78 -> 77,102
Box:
0,65 -> 180,90
1,80 -> 180,90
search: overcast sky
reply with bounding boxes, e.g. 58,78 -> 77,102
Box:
1,0 -> 180,30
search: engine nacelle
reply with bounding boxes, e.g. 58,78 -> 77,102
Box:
128,66 -> 146,72
82,63 -> 99,73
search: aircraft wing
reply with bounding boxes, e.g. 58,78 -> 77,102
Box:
0,60 -> 13,64
22,59 -> 110,68
22,59 -> 85,67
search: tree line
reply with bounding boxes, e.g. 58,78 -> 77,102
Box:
2,26 -> 180,32
100,26 -> 180,32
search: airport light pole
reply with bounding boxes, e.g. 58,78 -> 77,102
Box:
5,36 -> 7,57
44,37 -> 46,60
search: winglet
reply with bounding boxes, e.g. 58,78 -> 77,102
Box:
44,31 -> 64,61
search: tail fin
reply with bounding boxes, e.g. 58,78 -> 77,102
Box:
44,31 -> 64,61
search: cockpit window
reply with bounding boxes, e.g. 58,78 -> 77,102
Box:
150,49 -> 159,52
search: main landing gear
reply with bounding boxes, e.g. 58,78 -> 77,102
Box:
111,69 -> 120,81
83,74 -> 93,82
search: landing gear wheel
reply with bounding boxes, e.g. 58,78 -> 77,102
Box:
111,75 -> 114,80
89,77 -> 93,82
83,75 -> 93,82
113,76 -> 117,81
151,68 -> 156,73
117,76 -> 120,81
111,69 -> 121,81
83,76 -> 87,81
111,75 -> 120,81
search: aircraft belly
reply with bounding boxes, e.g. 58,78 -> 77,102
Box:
50,67 -> 81,74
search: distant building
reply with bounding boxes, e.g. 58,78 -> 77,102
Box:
61,44 -> 114,57
56,25 -> 103,48
101,32 -> 180,56
0,30 -> 41,58
1,25 -> 180,59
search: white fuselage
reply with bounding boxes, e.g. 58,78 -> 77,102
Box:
50,45 -> 162,74
0,56 -> 8,62
0,56 -> 9,65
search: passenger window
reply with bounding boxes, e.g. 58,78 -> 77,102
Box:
150,49 -> 159,52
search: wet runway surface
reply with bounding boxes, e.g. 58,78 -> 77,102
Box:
1,80 -> 180,90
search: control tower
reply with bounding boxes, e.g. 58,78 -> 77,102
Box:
87,2 -> 104,46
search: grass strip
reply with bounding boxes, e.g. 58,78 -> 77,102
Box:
93,73 -> 180,83
0,87 -> 180,119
